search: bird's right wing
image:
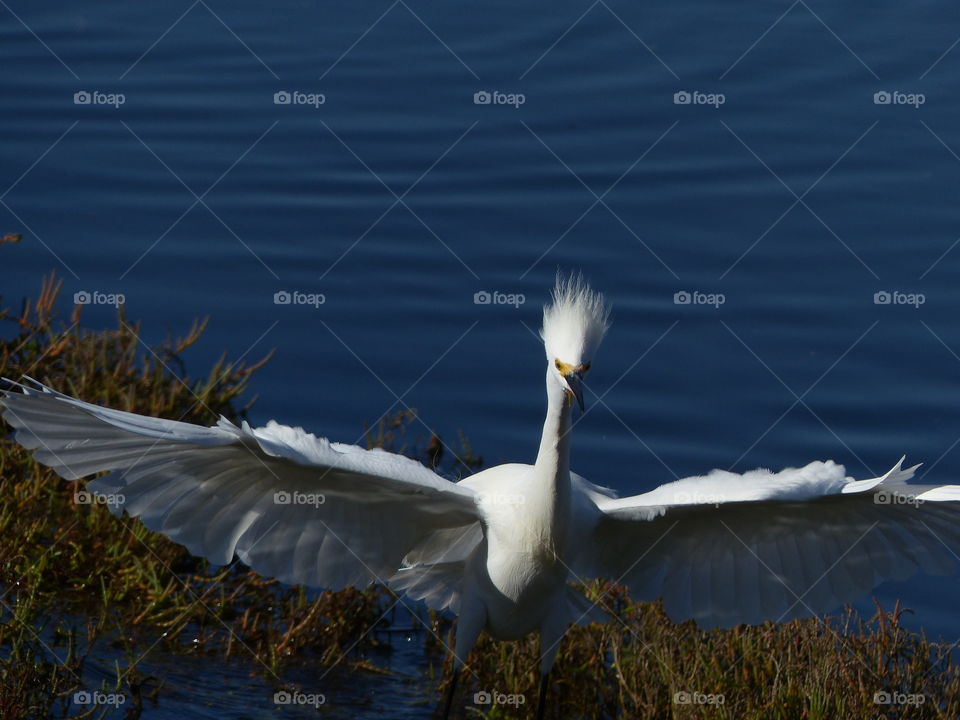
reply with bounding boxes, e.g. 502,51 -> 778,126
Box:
570,459 -> 960,628
1,379 -> 481,590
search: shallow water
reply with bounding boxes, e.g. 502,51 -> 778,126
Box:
3,0 -> 960,716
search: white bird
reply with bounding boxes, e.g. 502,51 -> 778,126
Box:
3,274 -> 960,719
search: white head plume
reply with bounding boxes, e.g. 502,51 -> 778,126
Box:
540,273 -> 611,365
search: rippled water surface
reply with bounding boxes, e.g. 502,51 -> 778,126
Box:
4,1 -> 960,716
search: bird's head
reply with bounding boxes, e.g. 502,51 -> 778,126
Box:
540,273 -> 611,411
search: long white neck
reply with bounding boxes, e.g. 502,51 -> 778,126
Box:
533,366 -> 573,546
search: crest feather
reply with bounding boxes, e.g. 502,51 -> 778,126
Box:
540,273 -> 610,362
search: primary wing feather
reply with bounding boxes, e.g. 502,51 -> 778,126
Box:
573,458 -> 960,628
1,379 -> 480,590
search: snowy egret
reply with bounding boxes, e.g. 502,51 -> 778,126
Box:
3,274 -> 960,719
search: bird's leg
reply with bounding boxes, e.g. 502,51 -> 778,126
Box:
441,667 -> 459,720
536,613 -> 565,720
442,599 -> 485,720
535,670 -> 550,720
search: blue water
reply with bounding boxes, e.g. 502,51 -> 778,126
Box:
4,0 -> 960,715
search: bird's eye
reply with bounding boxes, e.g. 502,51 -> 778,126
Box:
581,362 -> 591,374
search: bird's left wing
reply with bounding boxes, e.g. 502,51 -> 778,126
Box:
570,458 -> 960,628
1,379 -> 481,589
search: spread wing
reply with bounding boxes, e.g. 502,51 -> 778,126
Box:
1,379 -> 481,589
571,459 -> 960,627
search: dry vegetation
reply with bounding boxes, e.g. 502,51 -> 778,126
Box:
1,271 -> 958,719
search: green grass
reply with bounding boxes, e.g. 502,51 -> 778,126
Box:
1,270 -> 958,719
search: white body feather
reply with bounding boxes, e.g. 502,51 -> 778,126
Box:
3,274 -> 960,679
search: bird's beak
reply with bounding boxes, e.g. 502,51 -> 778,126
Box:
564,370 -> 585,412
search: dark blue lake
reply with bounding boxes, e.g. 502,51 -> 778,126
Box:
3,0 -> 960,716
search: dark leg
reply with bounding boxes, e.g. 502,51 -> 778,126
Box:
442,667 -> 460,720
535,671 -> 550,720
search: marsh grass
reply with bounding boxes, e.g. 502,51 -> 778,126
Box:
1,271 -> 958,719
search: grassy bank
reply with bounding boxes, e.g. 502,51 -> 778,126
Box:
1,271 -> 958,719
